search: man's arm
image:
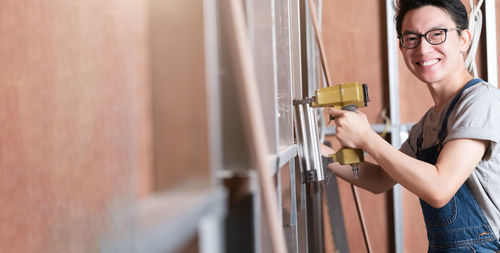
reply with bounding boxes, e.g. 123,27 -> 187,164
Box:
321,144 -> 396,194
328,161 -> 396,194
364,131 -> 487,208
330,108 -> 488,208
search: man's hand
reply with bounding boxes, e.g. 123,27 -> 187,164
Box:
320,143 -> 336,156
328,108 -> 373,149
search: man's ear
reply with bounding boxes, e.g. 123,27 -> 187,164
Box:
460,29 -> 472,53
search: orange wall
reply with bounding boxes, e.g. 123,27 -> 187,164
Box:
0,1 -> 152,252
322,1 -> 393,251
322,0 -> 388,125
149,0 -> 211,192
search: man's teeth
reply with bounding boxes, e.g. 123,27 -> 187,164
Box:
421,59 -> 439,66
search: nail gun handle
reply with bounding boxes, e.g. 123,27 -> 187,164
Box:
342,104 -> 358,112
337,105 -> 364,179
340,148 -> 363,180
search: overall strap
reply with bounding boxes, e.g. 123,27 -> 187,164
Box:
437,78 -> 483,143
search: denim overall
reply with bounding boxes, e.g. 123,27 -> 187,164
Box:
416,78 -> 500,252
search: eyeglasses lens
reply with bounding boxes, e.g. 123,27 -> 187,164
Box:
400,29 -> 447,49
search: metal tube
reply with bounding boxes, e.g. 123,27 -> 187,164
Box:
303,103 -> 324,182
293,100 -> 324,183
294,101 -> 312,176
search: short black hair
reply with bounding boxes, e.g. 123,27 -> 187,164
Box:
395,0 -> 469,36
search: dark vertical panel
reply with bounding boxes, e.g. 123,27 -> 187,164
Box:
306,182 -> 324,253
295,157 -> 309,253
223,177 -> 254,253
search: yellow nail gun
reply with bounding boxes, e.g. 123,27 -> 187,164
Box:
294,82 -> 369,182
314,82 -> 369,179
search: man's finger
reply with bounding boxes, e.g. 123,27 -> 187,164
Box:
328,107 -> 345,116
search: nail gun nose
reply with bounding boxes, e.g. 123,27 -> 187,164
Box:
328,114 -> 335,125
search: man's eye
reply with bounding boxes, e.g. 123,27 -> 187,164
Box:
404,36 -> 418,42
430,31 -> 444,38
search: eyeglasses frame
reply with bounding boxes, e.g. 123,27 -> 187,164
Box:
398,28 -> 461,49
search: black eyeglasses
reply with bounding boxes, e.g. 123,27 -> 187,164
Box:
398,28 -> 461,49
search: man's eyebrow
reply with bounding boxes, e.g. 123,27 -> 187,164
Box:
401,25 -> 447,34
401,29 -> 417,34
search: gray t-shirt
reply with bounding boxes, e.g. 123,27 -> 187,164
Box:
400,81 -> 500,240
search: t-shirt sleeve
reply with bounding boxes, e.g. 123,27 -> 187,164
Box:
446,84 -> 500,159
400,138 -> 415,158
400,118 -> 425,158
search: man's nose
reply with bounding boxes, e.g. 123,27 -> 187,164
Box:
416,37 -> 434,52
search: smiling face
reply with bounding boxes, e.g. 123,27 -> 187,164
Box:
399,6 -> 470,84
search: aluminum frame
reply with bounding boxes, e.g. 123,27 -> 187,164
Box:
385,1 -> 404,252
485,0 -> 498,87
